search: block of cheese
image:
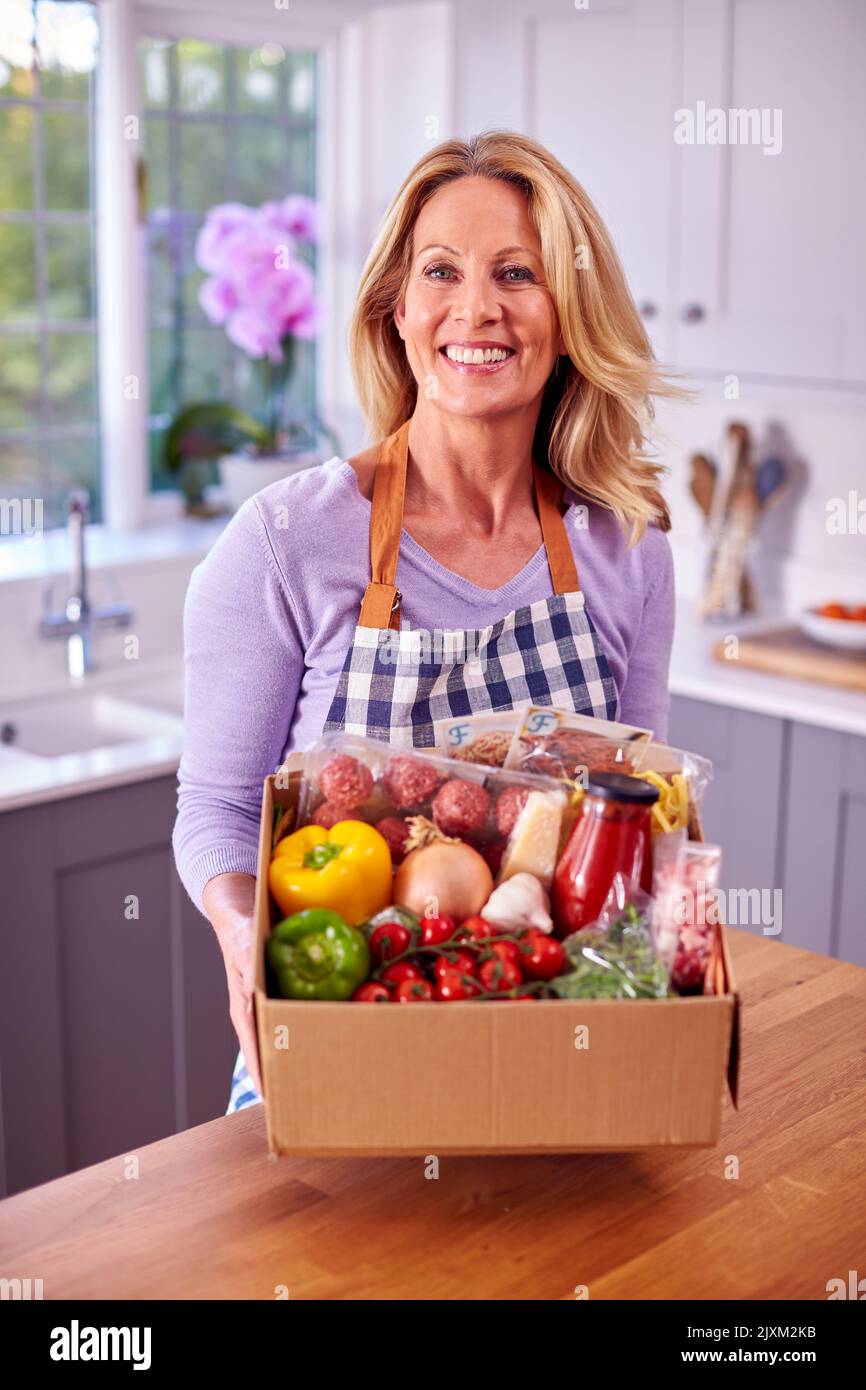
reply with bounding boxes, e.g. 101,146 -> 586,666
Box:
497,790 -> 565,891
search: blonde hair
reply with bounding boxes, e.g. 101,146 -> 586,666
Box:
349,130 -> 686,542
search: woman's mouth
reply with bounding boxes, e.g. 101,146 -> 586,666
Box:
439,343 -> 516,374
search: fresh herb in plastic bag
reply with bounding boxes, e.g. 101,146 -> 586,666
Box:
551,887 -> 669,1000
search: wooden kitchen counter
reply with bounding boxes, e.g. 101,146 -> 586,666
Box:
2,930 -> 864,1300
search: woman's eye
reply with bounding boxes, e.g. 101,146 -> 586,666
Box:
500,265 -> 535,283
423,263 -> 456,281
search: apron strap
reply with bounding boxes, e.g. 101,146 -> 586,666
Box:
357,419 -> 580,629
358,421 -> 410,631
533,459 -> 581,594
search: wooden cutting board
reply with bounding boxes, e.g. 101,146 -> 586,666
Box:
712,626 -> 866,692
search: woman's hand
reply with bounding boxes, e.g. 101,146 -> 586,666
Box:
202,873 -> 263,1096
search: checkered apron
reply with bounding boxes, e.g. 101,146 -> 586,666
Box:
225,419 -> 618,1113
323,419 -> 618,740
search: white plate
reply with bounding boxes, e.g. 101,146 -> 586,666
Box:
799,608 -> 866,652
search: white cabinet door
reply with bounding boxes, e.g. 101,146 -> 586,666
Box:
529,0 -> 679,363
675,0 -> 864,385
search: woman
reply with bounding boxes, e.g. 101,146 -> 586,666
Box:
173,131 -> 677,1112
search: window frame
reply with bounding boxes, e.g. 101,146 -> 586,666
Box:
97,0 -> 343,530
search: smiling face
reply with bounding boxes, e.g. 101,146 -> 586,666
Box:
394,176 -> 565,422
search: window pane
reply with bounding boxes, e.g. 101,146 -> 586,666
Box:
0,223 -> 37,320
143,116 -> 171,211
177,120 -> 229,211
0,0 -> 36,97
45,222 -> 94,319
46,331 -> 97,426
235,45 -> 282,115
180,223 -> 206,319
43,109 -> 91,210
289,130 -> 315,196
148,326 -> 177,419
234,122 -> 286,204
43,433 -> 100,523
287,52 -> 315,116
147,220 -> 178,321
0,105 -> 34,209
140,37 -> 171,109
0,439 -> 41,506
37,1 -> 98,102
183,325 -> 233,400
0,332 -> 39,428
176,40 -> 225,114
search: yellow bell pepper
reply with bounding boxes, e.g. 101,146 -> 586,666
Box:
268,820 -> 392,926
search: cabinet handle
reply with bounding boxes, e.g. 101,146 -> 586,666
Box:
681,302 -> 706,323
638,301 -> 657,320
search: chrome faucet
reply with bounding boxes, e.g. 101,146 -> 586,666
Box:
40,492 -> 133,678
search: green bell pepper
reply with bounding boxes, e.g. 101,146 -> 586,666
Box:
267,907 -> 370,1000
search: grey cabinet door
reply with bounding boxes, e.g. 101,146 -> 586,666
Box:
0,775 -> 237,1196
781,723 -> 866,964
668,695 -> 786,935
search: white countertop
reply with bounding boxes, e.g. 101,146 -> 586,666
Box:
669,602 -> 866,738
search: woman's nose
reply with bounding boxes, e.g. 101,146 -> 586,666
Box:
451,274 -> 502,326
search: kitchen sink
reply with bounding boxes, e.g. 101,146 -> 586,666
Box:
0,690 -> 181,759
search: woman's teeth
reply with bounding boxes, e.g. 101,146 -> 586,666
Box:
443,345 -> 513,364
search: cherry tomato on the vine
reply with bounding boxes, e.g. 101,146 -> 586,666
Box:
419,912 -> 457,947
435,970 -> 483,1001
519,931 -> 567,980
380,960 -> 427,988
394,977 -> 434,1002
352,982 -> 391,1003
479,956 -> 523,993
369,921 -> 412,962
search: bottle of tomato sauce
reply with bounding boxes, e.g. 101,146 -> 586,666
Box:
552,773 -> 659,938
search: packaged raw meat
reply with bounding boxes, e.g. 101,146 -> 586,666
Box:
651,832 -> 723,993
503,705 -> 652,784
294,733 -> 565,873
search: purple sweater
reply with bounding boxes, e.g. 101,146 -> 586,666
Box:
173,455 -> 675,912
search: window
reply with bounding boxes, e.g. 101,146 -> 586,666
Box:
139,37 -> 318,492
0,0 -> 100,529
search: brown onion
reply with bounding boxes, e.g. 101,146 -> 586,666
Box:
392,841 -> 493,920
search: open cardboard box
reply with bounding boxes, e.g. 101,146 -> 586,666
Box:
253,754 -> 740,1156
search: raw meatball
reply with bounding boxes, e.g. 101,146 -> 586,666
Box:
319,753 -> 373,809
494,785 -> 529,837
375,816 -> 411,864
383,755 -> 439,810
432,779 -> 490,838
311,799 -> 348,830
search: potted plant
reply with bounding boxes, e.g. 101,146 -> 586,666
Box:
163,195 -> 340,512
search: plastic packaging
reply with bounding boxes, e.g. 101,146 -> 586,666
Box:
503,705 -> 652,784
550,874 -> 669,999
633,745 -> 714,840
651,832 -> 723,993
433,706 -> 531,768
295,731 -> 566,878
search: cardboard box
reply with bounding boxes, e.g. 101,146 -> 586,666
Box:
253,758 -> 740,1156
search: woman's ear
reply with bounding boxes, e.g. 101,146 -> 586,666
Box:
394,302 -> 405,341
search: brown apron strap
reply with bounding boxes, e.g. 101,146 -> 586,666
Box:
357,420 -> 580,629
358,420 -> 411,631
533,460 -> 580,594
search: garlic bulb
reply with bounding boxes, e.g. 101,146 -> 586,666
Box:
481,872 -> 553,934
